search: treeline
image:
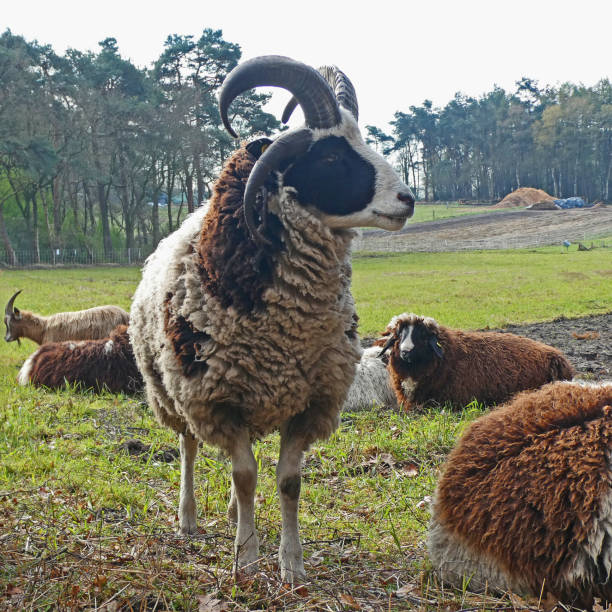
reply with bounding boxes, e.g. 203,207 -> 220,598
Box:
1,29 -> 611,265
0,29 -> 279,264
366,77 -> 612,203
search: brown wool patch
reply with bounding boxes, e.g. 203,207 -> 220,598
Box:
436,382 -> 612,597
196,147 -> 283,313
28,324 -> 142,393
163,295 -> 211,377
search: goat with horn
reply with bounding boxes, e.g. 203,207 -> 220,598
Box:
129,55 -> 415,583
4,290 -> 129,346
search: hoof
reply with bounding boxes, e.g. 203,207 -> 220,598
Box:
280,564 -> 306,584
178,516 -> 197,535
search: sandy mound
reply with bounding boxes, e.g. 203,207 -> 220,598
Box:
493,187 -> 555,208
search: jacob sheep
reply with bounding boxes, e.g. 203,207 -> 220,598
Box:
4,290 -> 129,345
377,313 -> 574,409
17,324 -> 143,393
428,380 -> 612,608
129,55 -> 415,582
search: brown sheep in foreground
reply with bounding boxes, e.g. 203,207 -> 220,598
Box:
428,380 -> 612,609
377,313 -> 574,409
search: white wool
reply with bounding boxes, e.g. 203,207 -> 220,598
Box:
343,346 -> 397,411
17,355 -> 33,386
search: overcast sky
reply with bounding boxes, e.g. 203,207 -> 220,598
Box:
4,0 -> 611,131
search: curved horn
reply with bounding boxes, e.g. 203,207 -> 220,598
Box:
219,55 -> 341,138
377,334 -> 397,358
5,290 -> 22,316
282,65 -> 359,124
243,128 -> 313,246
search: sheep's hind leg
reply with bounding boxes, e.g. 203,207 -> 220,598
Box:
231,431 -> 259,574
178,432 -> 199,534
277,425 -> 307,583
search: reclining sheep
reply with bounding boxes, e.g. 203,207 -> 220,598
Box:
428,380 -> 612,609
17,324 -> 142,394
377,312 -> 574,409
4,290 -> 129,345
343,346 -> 398,411
129,55 -> 415,582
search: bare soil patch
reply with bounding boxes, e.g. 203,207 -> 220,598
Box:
490,312 -> 612,381
355,205 -> 612,252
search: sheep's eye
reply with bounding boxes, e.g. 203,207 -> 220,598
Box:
322,153 -> 339,164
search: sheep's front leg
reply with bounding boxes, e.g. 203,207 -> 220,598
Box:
231,431 -> 259,573
277,426 -> 307,583
178,432 -> 199,534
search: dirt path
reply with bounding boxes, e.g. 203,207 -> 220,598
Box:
355,206 -> 612,252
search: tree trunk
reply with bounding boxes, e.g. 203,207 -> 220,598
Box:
97,181 -> 113,257
31,193 -> 40,264
184,164 -> 194,214
0,203 -> 17,265
53,174 -> 63,244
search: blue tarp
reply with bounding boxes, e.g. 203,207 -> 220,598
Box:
553,197 -> 591,209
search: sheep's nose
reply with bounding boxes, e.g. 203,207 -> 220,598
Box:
397,191 -> 415,207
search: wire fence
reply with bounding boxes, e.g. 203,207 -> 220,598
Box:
2,234 -> 610,267
0,247 -> 154,268
352,234 -> 612,254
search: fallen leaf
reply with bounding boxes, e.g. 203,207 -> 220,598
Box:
340,592 -> 361,609
6,584 -> 23,596
198,594 -> 229,612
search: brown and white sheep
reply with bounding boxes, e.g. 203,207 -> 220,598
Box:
428,380 -> 612,609
17,324 -> 142,394
129,56 -> 415,582
377,313 -> 574,409
4,290 -> 129,345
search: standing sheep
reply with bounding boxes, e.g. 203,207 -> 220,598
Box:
377,313 -> 574,409
17,324 -> 142,394
428,380 -> 612,608
129,56 -> 415,582
4,290 -> 129,345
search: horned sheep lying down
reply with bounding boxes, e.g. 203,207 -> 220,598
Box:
428,380 -> 612,609
377,313 -> 574,409
128,56 -> 415,582
17,324 -> 143,394
4,290 -> 129,345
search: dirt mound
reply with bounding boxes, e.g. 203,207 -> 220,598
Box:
493,187 -> 555,209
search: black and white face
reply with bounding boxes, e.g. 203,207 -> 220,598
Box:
398,322 -> 443,366
282,111 -> 415,231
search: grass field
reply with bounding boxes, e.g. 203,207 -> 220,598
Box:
1,247 -> 610,610
409,203 -> 507,224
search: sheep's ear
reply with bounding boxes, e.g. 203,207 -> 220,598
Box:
13,307 -> 21,320
246,138 -> 274,159
429,335 -> 444,359
377,334 -> 396,358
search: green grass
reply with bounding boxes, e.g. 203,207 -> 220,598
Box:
409,202 -> 508,224
353,245 -> 612,336
0,248 -> 610,610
